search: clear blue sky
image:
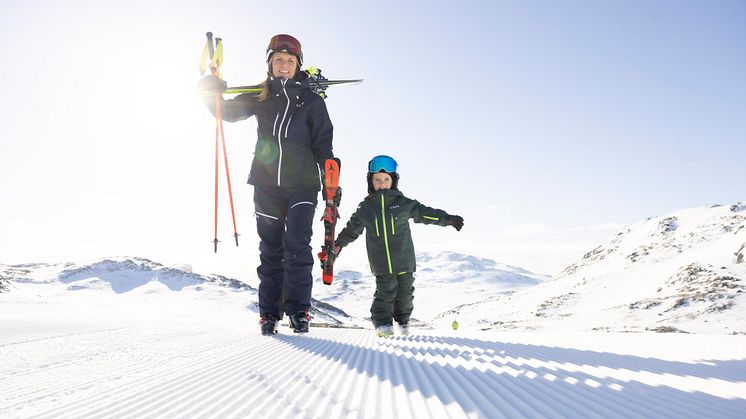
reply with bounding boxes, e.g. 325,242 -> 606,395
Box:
1,0 -> 744,276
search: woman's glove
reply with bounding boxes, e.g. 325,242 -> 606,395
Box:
198,75 -> 227,94
323,186 -> 342,205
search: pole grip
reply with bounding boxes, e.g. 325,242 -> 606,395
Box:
214,38 -> 223,70
206,32 -> 214,59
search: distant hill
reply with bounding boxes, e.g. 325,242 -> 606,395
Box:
432,202 -> 746,334
1,252 -> 547,329
0,257 -> 354,327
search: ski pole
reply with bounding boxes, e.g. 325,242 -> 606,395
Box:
213,37 -> 239,248
203,31 -> 239,252
214,94 -> 220,253
209,32 -> 221,253
218,101 -> 239,247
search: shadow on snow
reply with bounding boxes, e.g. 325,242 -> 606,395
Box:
273,333 -> 746,418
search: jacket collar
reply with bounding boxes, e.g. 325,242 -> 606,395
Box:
369,189 -> 403,200
267,76 -> 310,93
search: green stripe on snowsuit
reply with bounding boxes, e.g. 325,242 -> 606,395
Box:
380,193 -> 393,274
335,189 -> 452,275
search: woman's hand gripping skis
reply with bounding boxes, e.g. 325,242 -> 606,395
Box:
318,159 -> 341,285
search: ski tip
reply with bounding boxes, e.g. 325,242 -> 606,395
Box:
322,273 -> 333,285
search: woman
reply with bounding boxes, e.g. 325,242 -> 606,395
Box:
200,34 -> 337,335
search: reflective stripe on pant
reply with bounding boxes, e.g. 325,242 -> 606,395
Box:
254,185 -> 318,318
370,272 -> 415,327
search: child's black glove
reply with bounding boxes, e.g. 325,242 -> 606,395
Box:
448,215 -> 464,231
198,75 -> 227,94
333,186 -> 342,206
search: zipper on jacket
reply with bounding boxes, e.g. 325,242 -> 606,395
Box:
390,215 -> 395,235
276,79 -> 291,187
374,217 -> 379,237
381,194 -> 393,274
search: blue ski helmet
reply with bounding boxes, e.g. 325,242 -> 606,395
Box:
367,155 -> 399,194
368,155 -> 398,173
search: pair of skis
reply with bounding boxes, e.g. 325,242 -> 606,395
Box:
318,159 -> 341,285
224,67 -> 362,99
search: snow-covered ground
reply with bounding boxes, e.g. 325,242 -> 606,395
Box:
2,202 -> 746,417
2,297 -> 745,418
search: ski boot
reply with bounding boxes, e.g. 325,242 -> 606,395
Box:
289,311 -> 311,333
260,313 -> 278,336
397,322 -> 410,336
375,324 -> 394,338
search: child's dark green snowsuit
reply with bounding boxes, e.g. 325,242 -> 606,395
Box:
335,188 -> 453,327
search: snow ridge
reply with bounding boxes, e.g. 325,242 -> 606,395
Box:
436,203 -> 746,334
0,273 -> 9,293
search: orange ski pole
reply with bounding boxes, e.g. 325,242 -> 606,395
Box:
214,95 -> 220,252
203,31 -> 239,252
217,102 -> 239,247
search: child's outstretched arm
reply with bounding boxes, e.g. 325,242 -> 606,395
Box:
410,201 -> 464,231
335,206 -> 365,255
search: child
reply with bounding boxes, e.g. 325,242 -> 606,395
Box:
334,155 -> 464,337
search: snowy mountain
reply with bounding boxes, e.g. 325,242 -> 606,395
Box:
435,203 -> 746,334
0,252 -> 546,330
0,257 -> 354,327
4,203 -> 744,336
313,251 -> 549,327
0,273 -> 9,292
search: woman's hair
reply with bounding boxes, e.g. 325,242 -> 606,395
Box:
257,80 -> 270,101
